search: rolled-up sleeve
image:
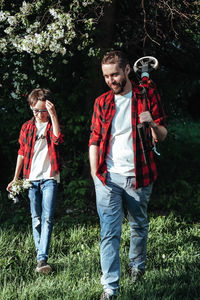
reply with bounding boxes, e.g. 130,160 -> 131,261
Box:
150,89 -> 167,127
89,98 -> 102,147
51,132 -> 64,145
18,125 -> 26,156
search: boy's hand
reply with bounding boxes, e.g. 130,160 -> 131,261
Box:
6,180 -> 15,192
46,100 -> 57,118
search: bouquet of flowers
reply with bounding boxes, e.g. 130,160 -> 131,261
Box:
8,179 -> 32,203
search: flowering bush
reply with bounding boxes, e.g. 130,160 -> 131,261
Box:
8,179 -> 32,204
0,0 -> 111,56
0,0 -> 111,102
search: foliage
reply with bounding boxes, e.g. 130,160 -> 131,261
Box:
0,0 -> 111,101
0,213 -> 199,299
0,0 -> 111,55
0,0 -> 110,209
0,0 -> 200,219
114,0 -> 199,49
111,0 -> 200,119
150,120 -> 200,219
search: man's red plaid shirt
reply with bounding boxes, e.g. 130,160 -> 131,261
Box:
89,80 -> 167,189
18,117 -> 64,179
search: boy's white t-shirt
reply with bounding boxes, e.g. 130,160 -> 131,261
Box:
29,122 -> 59,182
106,91 -> 135,176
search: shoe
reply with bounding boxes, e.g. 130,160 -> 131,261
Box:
130,268 -> 144,283
35,260 -> 52,274
100,291 -> 117,300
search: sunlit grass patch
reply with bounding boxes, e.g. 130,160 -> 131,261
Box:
0,213 -> 199,299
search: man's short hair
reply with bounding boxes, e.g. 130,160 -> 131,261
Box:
101,50 -> 129,70
27,88 -> 53,106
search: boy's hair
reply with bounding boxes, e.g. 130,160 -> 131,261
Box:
101,50 -> 129,70
27,88 -> 53,106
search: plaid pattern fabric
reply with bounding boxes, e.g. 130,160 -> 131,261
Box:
18,117 -> 64,179
89,80 -> 166,189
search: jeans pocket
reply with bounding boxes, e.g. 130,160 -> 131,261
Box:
93,175 -> 99,185
143,184 -> 153,203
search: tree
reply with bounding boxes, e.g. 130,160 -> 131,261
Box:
0,1 -> 112,209
112,0 -> 200,118
1,0 -> 199,217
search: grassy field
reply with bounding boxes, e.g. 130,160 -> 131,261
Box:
0,213 -> 199,300
1,120 -> 200,299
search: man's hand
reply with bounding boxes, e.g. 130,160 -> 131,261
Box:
89,145 -> 99,181
139,111 -> 157,128
139,111 -> 167,141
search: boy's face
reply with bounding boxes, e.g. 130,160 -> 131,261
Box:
31,100 -> 49,123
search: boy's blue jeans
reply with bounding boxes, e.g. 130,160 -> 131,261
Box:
28,179 -> 57,262
94,172 -> 152,294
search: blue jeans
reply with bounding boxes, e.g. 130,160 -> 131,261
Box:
28,179 -> 57,262
94,172 -> 152,294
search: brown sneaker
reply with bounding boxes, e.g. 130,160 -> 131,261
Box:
100,292 -> 117,300
35,260 -> 52,274
130,268 -> 144,283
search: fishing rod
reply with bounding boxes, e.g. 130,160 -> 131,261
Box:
133,56 -> 160,164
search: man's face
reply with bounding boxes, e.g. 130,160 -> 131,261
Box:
31,100 -> 49,123
102,62 -> 130,95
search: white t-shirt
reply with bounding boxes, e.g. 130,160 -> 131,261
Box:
29,122 -> 59,182
106,91 -> 135,176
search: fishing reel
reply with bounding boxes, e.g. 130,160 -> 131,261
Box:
133,56 -> 158,78
133,56 -> 160,163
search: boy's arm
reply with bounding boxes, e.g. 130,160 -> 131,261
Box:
46,100 -> 60,137
6,155 -> 24,192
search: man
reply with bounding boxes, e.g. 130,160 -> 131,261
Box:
7,88 -> 63,274
89,51 -> 167,299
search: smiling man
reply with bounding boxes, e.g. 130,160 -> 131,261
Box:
89,51 -> 167,299
7,88 -> 63,274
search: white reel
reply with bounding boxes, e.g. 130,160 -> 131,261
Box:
133,56 -> 159,78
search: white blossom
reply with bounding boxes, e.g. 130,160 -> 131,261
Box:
8,193 -> 19,203
0,11 -> 10,22
8,179 -> 32,203
0,38 -> 7,53
49,8 -> 58,18
23,180 -> 32,189
4,26 -> 14,35
0,0 -> 112,61
20,1 -> 32,15
7,16 -> 17,26
60,47 -> 66,55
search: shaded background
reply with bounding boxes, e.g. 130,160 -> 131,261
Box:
0,0 -> 200,224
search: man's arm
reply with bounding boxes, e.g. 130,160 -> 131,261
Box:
139,111 -> 167,142
150,121 -> 167,142
6,155 -> 24,192
89,145 -> 99,180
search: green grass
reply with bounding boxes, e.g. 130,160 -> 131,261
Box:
0,213 -> 199,300
150,120 -> 200,218
1,120 -> 200,299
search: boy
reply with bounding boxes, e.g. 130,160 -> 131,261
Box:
7,88 -> 63,274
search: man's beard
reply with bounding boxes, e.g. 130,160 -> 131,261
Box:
111,78 -> 127,95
